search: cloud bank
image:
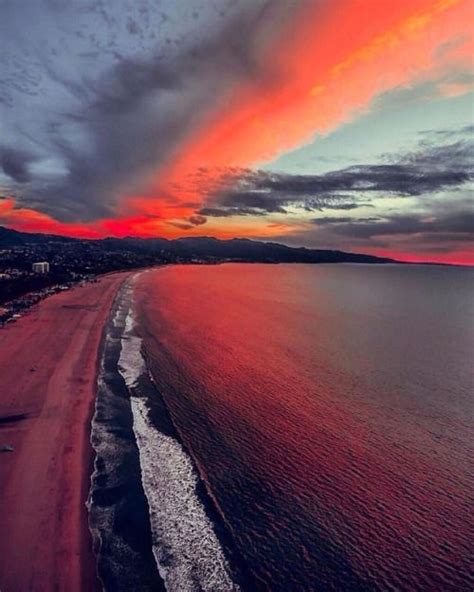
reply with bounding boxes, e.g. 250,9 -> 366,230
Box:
197,136 -> 473,217
0,0 -> 302,221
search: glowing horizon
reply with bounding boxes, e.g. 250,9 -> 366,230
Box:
1,0 -> 472,263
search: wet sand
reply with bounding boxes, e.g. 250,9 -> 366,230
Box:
0,272 -> 131,592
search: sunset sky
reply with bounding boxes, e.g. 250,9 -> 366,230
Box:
1,0 -> 473,263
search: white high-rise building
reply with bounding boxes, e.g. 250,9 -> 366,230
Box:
32,261 -> 50,274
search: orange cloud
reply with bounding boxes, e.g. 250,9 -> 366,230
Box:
127,0 -> 470,249
156,0 -> 470,187
0,199 -> 100,238
4,0 -> 472,264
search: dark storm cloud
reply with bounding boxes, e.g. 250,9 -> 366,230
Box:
168,221 -> 195,230
258,201 -> 474,253
295,204 -> 474,253
167,213 -> 207,231
199,206 -> 279,217
1,0 -> 302,222
188,214 -> 206,226
313,210 -> 474,241
313,201 -> 369,210
219,190 -> 289,213
0,147 -> 36,183
313,216 -> 380,225
199,138 -> 473,217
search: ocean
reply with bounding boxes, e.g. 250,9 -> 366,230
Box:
89,263 -> 474,591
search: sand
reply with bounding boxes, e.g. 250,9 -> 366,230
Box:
0,272 -> 131,592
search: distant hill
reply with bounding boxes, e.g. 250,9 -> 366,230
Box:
0,226 -> 395,264
0,226 -> 80,247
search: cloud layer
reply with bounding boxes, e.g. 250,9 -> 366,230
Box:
197,135 -> 473,218
1,0 -> 472,263
192,129 -> 473,257
0,0 -> 301,221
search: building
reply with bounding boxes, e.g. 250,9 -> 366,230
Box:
32,261 -> 50,274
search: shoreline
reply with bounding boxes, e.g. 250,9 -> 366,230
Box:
133,269 -> 252,591
88,274 -> 162,591
0,271 -> 131,591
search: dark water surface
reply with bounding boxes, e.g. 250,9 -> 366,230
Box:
133,264 -> 473,591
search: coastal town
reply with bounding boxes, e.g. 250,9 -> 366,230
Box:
0,271 -> 77,327
0,245 -> 98,325
0,231 -> 218,324
0,230 -> 172,324
0,224 -> 394,326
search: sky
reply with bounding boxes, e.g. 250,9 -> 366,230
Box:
0,0 -> 473,263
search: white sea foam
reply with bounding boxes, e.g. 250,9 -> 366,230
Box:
117,284 -> 239,592
117,318 -> 145,388
131,397 -> 238,591
117,281 -> 146,389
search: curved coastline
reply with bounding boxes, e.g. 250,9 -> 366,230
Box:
88,274 -> 162,591
0,271 -> 131,592
89,270 -> 243,591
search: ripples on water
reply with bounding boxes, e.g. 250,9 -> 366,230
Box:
131,264 -> 473,592
118,292 -> 239,592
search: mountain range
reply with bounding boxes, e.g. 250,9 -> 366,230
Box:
0,226 -> 395,265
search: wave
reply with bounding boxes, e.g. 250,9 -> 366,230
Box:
88,276 -> 161,591
117,283 -> 146,388
117,277 -> 239,592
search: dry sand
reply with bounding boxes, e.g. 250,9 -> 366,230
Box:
0,272 -> 131,592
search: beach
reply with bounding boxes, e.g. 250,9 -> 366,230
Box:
0,271 -> 131,592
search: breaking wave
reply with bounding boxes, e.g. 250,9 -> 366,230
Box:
117,279 -> 239,592
88,275 -> 160,591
